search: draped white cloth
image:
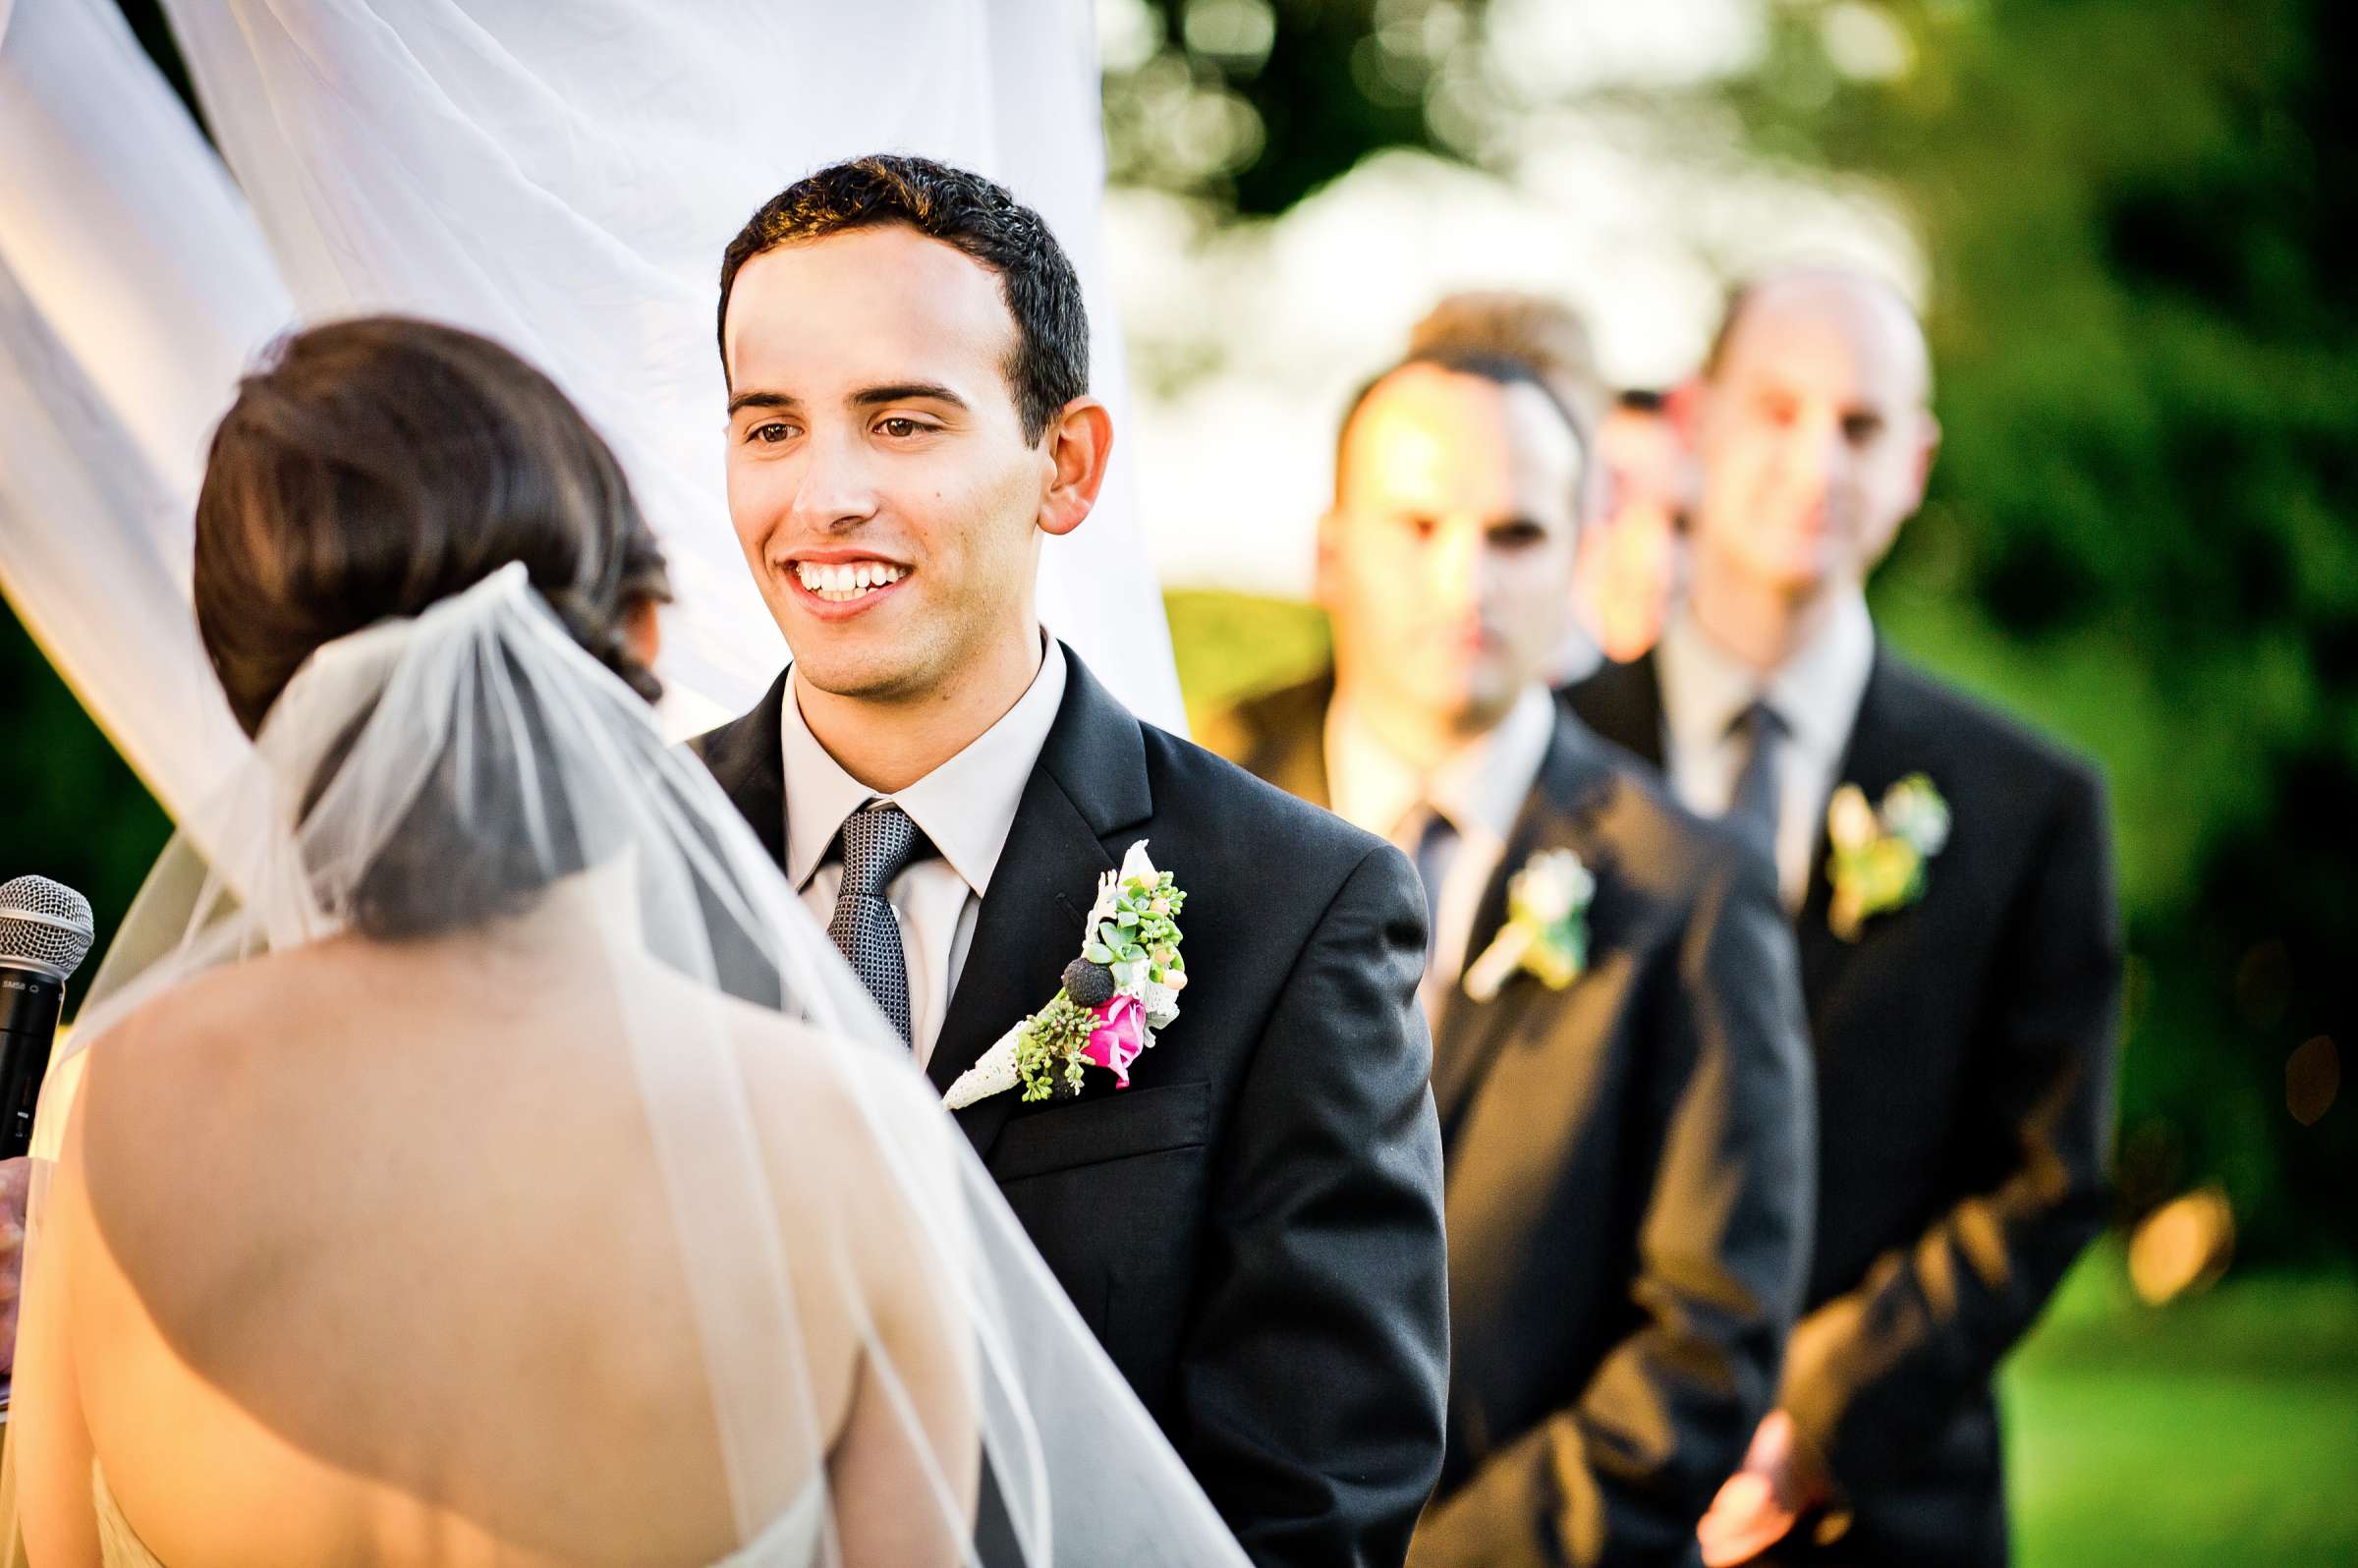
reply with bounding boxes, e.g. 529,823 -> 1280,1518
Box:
0,0 -> 1180,822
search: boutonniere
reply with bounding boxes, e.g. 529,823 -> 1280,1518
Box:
1825,773 -> 1950,940
943,841 -> 1189,1109
1462,849 -> 1594,1003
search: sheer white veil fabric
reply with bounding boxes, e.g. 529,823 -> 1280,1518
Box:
0,0 -> 1181,826
5,561 -> 1247,1565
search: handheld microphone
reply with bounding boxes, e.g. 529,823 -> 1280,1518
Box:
0,875 -> 95,1161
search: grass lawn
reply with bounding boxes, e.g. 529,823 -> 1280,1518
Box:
2004,1249 -> 2358,1567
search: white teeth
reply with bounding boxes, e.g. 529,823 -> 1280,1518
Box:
791,560 -> 905,602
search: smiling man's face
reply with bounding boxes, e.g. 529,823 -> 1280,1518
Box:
722,223 -> 1056,705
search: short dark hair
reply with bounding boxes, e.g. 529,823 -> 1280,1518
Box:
716,154 -> 1090,444
1332,349 -> 1592,508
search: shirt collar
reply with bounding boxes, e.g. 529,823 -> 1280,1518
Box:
1658,588 -> 1875,760
1324,682 -> 1556,851
780,635 -> 1068,898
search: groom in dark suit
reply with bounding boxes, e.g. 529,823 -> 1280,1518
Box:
1567,270 -> 2121,1568
1204,344 -> 1816,1566
692,156 -> 1449,1568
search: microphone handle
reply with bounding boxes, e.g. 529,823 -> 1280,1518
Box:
0,965 -> 64,1161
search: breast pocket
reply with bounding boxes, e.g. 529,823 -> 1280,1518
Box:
986,1079 -> 1213,1414
988,1079 -> 1211,1183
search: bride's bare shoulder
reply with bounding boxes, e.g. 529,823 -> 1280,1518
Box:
648,973 -> 966,1192
73,940 -> 356,1091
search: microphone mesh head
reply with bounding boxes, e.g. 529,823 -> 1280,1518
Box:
0,874 -> 96,980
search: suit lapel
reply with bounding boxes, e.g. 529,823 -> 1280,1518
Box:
690,670 -> 793,871
1561,651 -> 1666,769
1428,714 -> 1619,1133
931,651 -> 1153,1159
1218,671 -> 1334,809
1795,644 -> 1915,1020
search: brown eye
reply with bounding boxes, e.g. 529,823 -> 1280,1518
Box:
749,421 -> 795,445
879,418 -> 927,438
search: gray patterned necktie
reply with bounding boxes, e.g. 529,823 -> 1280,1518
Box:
1727,700 -> 1788,867
827,803 -> 924,1048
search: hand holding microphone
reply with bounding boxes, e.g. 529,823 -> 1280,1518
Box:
0,873 -> 95,1383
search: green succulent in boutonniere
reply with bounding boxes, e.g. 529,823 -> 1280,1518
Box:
1463,849 -> 1594,1003
941,841 -> 1189,1109
1825,772 -> 1950,941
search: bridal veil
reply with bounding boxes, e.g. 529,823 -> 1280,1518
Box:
3,554 -> 1247,1564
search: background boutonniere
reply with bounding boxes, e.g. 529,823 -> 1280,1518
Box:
1825,773 -> 1950,940
943,841 -> 1188,1109
1463,849 -> 1594,1003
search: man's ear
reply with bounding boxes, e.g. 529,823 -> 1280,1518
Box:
1664,376 -> 1707,450
1906,409 -> 1943,510
1312,507 -> 1344,611
1038,398 -> 1115,538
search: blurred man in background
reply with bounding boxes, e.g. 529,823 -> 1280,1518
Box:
1567,270 -> 2121,1567
1404,292 -> 1686,681
1584,388 -> 1687,666
1204,343 -> 1815,1567
1406,292 -> 1613,684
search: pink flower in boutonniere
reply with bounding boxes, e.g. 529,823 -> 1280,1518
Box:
1082,992 -> 1148,1087
940,841 -> 1193,1109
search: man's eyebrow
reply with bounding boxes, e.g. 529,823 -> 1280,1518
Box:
851,382 -> 968,411
726,390 -> 801,417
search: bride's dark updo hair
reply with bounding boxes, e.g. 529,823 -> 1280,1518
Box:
196,316 -> 669,735
195,317 -> 673,937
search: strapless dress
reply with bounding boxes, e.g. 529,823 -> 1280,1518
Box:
92,1461 -> 824,1567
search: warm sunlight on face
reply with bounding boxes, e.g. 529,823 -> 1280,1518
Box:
1690,273 -> 1937,599
1320,364 -> 1584,738
721,225 -> 1056,705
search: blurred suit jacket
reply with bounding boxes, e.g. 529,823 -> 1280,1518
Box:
1567,644 -> 2120,1567
1205,673 -> 1818,1568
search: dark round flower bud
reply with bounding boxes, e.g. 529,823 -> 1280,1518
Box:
1061,956 -> 1117,1009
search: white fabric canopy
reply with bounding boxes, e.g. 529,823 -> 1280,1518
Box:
0,0 -> 1179,821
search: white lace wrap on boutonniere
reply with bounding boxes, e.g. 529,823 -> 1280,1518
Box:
1462,848 -> 1594,1003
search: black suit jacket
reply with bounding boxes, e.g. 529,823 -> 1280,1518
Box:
695,650 -> 1452,1568
1568,645 -> 2120,1567
1206,677 -> 1818,1568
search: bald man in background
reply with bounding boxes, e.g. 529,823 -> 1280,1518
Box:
1567,271 -> 2121,1566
